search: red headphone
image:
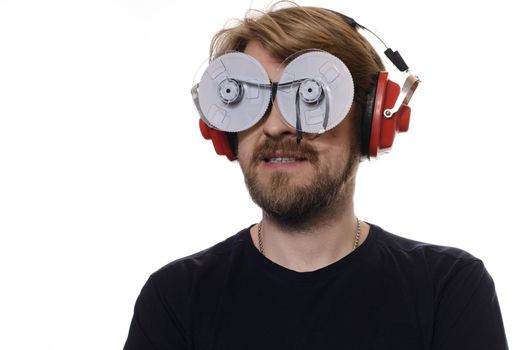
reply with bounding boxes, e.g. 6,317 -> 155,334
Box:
198,12 -> 418,161
362,71 -> 412,158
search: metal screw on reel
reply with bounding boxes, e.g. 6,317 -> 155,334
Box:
299,79 -> 324,104
218,78 -> 243,104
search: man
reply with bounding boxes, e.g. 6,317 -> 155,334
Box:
124,4 -> 508,349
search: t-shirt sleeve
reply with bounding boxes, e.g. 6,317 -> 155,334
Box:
431,260 -> 508,350
123,275 -> 188,350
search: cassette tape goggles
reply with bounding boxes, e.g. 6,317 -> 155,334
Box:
191,50 -> 354,137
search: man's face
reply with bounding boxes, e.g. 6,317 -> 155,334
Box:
237,41 -> 360,228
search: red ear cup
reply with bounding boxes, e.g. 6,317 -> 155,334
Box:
367,72 -> 411,157
368,72 -> 389,157
199,119 -> 211,140
199,120 -> 236,161
378,80 -> 401,150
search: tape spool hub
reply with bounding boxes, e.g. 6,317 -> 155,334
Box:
218,78 -> 243,104
299,79 -> 324,104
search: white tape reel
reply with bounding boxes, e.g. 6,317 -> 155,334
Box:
197,52 -> 272,132
276,51 -> 354,133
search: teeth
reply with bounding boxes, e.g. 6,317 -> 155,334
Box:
269,157 -> 299,163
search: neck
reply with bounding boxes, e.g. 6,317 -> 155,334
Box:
251,178 -> 369,272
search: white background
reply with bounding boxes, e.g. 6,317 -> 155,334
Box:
0,0 -> 523,349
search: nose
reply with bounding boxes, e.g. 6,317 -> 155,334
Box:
262,100 -> 296,140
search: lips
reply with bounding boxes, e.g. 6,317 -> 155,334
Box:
261,152 -> 308,163
267,157 -> 305,163
251,139 -> 319,167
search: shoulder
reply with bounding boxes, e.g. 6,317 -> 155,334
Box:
367,224 -> 509,348
148,227 -> 250,292
368,222 -> 481,268
127,228 -> 251,345
367,223 -> 491,297
366,225 -> 507,348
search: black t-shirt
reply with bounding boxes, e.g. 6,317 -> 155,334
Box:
123,223 -> 508,349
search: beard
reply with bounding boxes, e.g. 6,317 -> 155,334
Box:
240,138 -> 358,230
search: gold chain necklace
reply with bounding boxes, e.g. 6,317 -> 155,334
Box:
257,218 -> 361,256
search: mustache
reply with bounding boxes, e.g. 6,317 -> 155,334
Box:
250,138 -> 319,164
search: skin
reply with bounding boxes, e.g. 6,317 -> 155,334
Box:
237,41 -> 370,273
